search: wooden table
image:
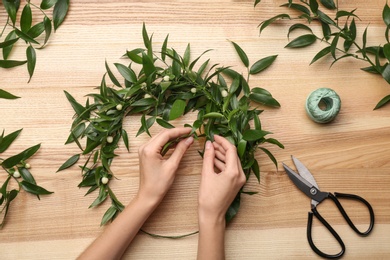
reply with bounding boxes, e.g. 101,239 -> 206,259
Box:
1,0 -> 389,259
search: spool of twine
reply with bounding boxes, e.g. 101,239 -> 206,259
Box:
305,88 -> 341,123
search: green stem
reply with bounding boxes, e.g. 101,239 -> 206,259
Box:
0,17 -> 10,38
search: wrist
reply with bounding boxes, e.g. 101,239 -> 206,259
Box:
198,210 -> 226,229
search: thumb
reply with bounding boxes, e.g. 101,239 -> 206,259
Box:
202,140 -> 215,174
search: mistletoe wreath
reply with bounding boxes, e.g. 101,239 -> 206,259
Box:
59,24 -> 284,229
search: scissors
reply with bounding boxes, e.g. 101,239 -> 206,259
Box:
283,156 -> 375,259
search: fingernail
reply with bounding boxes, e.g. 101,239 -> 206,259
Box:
185,136 -> 194,145
205,140 -> 212,149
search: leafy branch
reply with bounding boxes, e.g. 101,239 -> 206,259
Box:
0,129 -> 53,228
1,0 -> 70,82
257,0 -> 390,109
60,24 -> 283,227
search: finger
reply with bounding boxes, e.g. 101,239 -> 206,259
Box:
153,127 -> 192,152
168,136 -> 194,166
213,135 -> 238,169
214,149 -> 226,163
202,140 -> 215,175
213,142 -> 226,156
214,158 -> 225,172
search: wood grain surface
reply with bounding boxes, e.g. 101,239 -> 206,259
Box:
1,0 -> 389,259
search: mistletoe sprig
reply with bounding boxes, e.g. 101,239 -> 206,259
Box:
257,0 -> 390,109
0,129 -> 53,228
1,0 -> 69,82
60,24 -> 283,226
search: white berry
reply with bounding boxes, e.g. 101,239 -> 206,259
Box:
163,75 -> 170,82
101,177 -> 109,184
116,104 -> 123,111
106,136 -> 114,143
221,90 -> 228,98
13,171 -> 21,178
25,163 -> 31,169
191,88 -> 197,93
144,94 -> 152,99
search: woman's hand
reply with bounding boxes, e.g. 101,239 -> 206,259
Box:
198,135 -> 246,222
137,127 -> 194,204
197,135 -> 246,260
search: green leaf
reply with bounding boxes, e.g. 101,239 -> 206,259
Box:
0,128 -> 22,153
183,43 -> 191,68
101,206 -> 118,226
169,99 -> 186,120
383,43 -> 390,62
18,167 -> 36,185
27,22 -> 45,39
137,115 -> 155,137
281,3 -> 310,15
374,94 -> 390,110
265,138 -> 285,149
0,89 -> 20,100
57,154 -> 80,172
309,0 -> 319,13
125,48 -> 144,64
105,60 -> 122,87
53,0 -> 69,31
2,144 -> 41,169
258,14 -> 290,35
249,93 -> 280,107
285,34 -> 316,48
156,118 -> 175,129
254,0 -> 261,7
249,55 -> 277,74
114,63 -> 136,83
20,181 -> 53,196
320,21 -> 331,40
203,112 -> 224,119
26,46 -> 36,82
41,0 -> 58,9
225,193 -> 240,223
64,91 -> 86,117
237,139 -> 247,158
131,98 -> 156,107
121,129 -> 130,151
0,38 -> 19,49
259,147 -> 278,168
287,23 -> 312,40
3,30 -> 17,59
317,10 -> 336,25
383,3 -> 390,26
381,63 -> 390,84
142,22 -> 151,50
310,46 -> 331,64
3,0 -> 20,25
320,0 -> 336,10
40,0 -> 58,10
20,4 -> 32,32
15,28 -> 39,44
142,52 -> 156,78
0,59 -> 27,68
161,34 -> 169,61
89,186 -> 108,208
242,129 -> 271,142
231,41 -> 249,67
251,159 -> 260,183
335,9 -> 358,20
330,33 -> 340,59
43,16 -> 53,45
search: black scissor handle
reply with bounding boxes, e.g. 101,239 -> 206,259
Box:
307,192 -> 375,258
307,210 -> 345,259
331,192 -> 375,236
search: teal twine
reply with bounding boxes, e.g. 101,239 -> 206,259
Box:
305,88 -> 341,123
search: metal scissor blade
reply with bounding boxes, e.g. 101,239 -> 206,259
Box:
283,163 -> 329,205
291,156 -> 320,190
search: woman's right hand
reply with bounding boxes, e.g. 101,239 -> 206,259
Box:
198,135 -> 246,222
